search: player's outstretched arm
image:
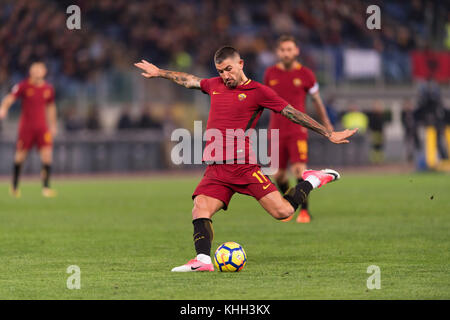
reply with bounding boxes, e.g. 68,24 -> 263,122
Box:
0,94 -> 16,120
134,60 -> 202,89
281,105 -> 357,144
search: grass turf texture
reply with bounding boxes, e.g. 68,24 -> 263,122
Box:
0,173 -> 448,299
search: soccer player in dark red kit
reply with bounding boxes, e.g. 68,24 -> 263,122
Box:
264,35 -> 334,223
135,47 -> 357,272
0,62 -> 57,198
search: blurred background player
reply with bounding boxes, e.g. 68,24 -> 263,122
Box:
401,99 -> 421,162
0,62 -> 57,198
264,35 -> 334,223
367,100 -> 391,164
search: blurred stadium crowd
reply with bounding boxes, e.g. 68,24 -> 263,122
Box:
1,0 -> 448,86
0,0 -> 449,167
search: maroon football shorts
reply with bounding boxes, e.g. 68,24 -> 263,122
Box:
17,127 -> 52,151
192,163 -> 278,210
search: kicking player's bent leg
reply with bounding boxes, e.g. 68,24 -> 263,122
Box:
258,191 -> 296,220
260,169 -> 341,221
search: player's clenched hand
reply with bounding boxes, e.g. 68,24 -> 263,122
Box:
328,128 -> 358,144
134,60 -> 160,78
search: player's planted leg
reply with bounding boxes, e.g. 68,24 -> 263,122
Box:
170,218 -> 215,272
171,195 -> 221,272
192,218 -> 214,264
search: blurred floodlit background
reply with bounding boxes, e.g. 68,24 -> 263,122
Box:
0,0 -> 449,174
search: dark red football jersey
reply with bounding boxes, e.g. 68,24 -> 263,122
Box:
200,77 -> 289,164
11,79 -> 55,131
264,63 -> 318,138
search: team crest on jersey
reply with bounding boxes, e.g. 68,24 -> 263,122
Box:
26,88 -> 34,97
238,93 -> 247,101
293,78 -> 302,87
269,79 -> 278,86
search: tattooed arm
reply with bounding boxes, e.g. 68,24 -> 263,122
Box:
281,105 -> 357,144
134,60 -> 202,89
158,69 -> 202,89
282,104 -> 331,137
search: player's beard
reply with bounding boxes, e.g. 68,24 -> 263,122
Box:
225,78 -> 238,88
30,76 -> 45,85
224,71 -> 246,88
281,57 -> 296,70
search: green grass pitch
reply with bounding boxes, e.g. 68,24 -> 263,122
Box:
0,172 -> 449,299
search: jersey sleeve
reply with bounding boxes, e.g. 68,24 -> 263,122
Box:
305,69 -> 319,95
257,85 -> 289,113
200,78 -> 212,95
11,81 -> 25,99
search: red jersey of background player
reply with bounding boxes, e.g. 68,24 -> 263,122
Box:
200,77 -> 289,165
11,78 -> 55,132
264,63 -> 318,138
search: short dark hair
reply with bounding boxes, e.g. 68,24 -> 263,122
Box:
276,35 -> 298,47
214,46 -> 240,64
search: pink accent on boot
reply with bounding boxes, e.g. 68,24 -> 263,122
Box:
302,169 -> 340,188
171,259 -> 214,272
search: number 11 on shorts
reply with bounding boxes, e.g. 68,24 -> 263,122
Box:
252,170 -> 268,183
252,171 -> 272,190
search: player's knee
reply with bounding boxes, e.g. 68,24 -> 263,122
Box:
273,204 -> 294,220
40,149 -> 53,163
192,196 -> 212,219
14,151 -> 28,163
